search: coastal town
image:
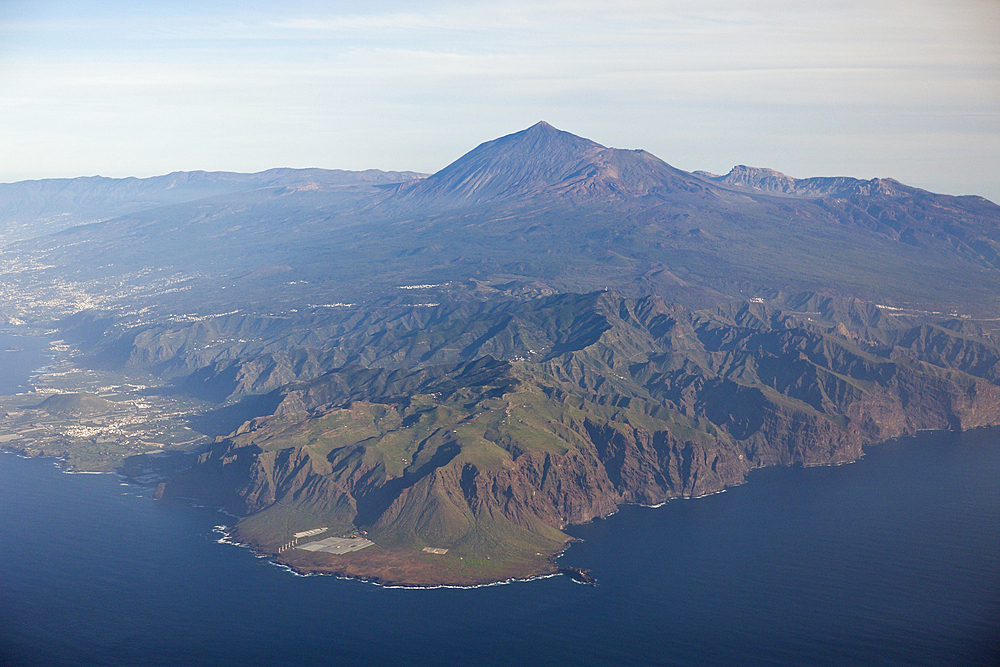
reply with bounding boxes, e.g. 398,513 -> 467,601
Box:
0,336 -> 211,471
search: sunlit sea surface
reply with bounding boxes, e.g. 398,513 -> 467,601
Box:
1,428 -> 998,666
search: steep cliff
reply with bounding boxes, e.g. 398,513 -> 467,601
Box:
161,292 -> 1000,584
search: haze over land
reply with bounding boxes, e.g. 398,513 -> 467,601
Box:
2,122 -> 999,585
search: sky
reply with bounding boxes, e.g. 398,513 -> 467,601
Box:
1,0 -> 998,201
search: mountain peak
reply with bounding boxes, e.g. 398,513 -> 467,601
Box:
521,120 -> 564,137
720,165 -> 798,194
399,123 -> 706,206
490,121 -> 604,157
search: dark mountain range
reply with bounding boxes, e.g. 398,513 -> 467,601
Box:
3,122 -> 1000,584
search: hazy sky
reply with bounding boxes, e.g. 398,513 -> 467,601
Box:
1,0 -> 998,200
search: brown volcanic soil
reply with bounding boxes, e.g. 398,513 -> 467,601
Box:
275,545 -> 561,587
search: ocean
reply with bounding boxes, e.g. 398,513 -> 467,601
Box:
0,332 -> 52,396
1,428 -> 997,666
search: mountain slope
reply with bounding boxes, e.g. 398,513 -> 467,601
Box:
4,122 -> 997,328
700,165 -> 1000,270
0,168 -> 425,243
397,121 -> 712,205
157,291 -> 1000,584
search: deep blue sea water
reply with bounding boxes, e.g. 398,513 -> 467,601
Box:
0,332 -> 52,395
1,429 -> 998,667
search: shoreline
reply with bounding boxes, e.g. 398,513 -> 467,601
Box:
4,425 -> 996,588
211,523 -> 574,589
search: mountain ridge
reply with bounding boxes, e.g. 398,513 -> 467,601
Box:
701,164 -> 924,199
0,167 -> 426,243
4,122 -> 999,334
155,290 -> 1000,585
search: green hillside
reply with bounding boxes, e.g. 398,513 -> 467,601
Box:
162,292 -> 1000,584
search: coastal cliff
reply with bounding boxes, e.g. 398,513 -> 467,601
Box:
161,292 -> 1000,585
